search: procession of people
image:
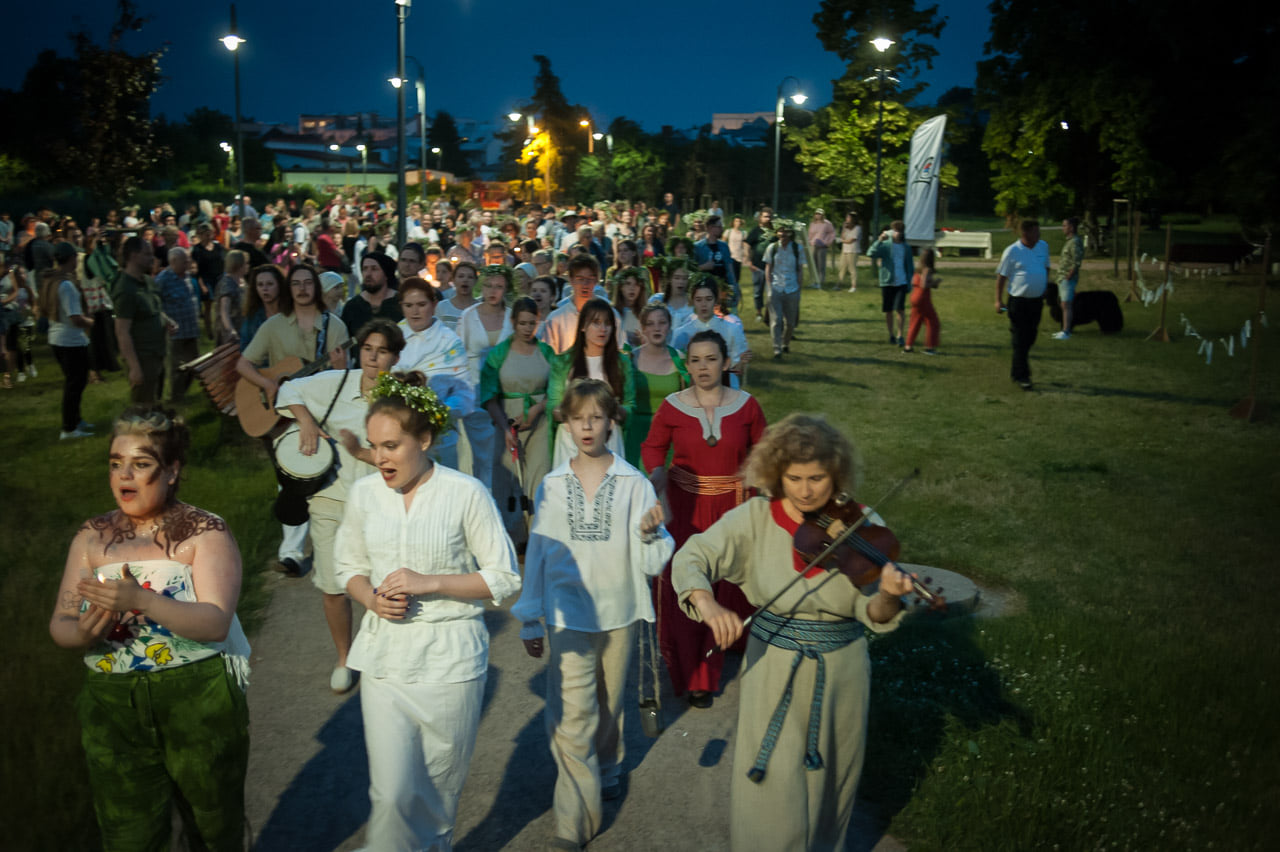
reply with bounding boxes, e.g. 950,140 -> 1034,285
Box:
34,192 -> 993,852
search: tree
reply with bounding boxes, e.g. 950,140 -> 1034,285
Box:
979,0 -> 1280,227
513,56 -> 588,200
58,1 -> 168,203
611,143 -> 665,204
426,110 -> 468,176
573,155 -> 610,202
787,99 -> 957,218
813,0 -> 946,103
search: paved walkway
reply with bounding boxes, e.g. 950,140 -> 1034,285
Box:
243,570 -> 906,851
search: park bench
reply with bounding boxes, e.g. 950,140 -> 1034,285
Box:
934,229 -> 993,258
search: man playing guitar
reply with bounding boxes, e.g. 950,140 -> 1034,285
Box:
236,263 -> 349,575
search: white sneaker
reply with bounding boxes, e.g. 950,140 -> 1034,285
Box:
77,421 -> 95,431
1052,331 -> 1071,340
60,429 -> 93,440
330,666 -> 357,694
17,372 -> 26,382
27,365 -> 36,378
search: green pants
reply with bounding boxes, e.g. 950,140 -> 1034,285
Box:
77,654 -> 249,852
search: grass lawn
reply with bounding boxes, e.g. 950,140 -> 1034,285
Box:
740,262 -> 1278,849
3,258 -> 1277,849
0,357 -> 279,850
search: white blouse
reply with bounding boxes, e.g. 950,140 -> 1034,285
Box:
275,369 -> 372,502
512,455 -> 674,640
334,466 -> 522,683
456,303 -> 513,385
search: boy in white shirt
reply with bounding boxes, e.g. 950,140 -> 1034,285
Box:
512,378 -> 673,851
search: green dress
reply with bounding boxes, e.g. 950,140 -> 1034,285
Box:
624,345 -> 689,467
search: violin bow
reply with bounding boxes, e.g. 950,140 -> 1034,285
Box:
704,468 -> 920,658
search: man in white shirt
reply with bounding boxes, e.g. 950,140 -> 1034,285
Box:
539,256 -> 623,354
995,219 -> 1052,390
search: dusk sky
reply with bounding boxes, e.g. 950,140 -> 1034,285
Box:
4,1 -> 992,132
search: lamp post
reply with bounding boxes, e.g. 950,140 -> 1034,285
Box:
390,54 -> 428,203
772,77 -> 807,213
431,147 -> 442,169
580,118 -> 595,155
392,0 -> 411,248
357,144 -> 368,186
221,4 -> 246,217
869,36 -> 896,237
219,141 -> 234,186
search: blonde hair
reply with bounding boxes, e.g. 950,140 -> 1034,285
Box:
743,413 -> 858,498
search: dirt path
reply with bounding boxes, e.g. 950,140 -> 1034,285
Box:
243,570 -> 905,851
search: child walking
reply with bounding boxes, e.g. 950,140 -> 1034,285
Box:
904,247 -> 942,354
512,378 -> 674,852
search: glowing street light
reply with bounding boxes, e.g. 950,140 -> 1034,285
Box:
356,143 -> 368,185
773,77 -> 807,212
222,4 -> 246,217
580,118 -> 595,154
431,146 -> 441,169
869,35 -> 899,235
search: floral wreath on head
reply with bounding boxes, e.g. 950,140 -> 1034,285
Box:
368,372 -> 453,434
608,265 -> 647,288
665,236 -> 695,257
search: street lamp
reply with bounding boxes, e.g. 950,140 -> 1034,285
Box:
868,35 -> 897,237
356,144 -> 368,186
390,56 -> 428,201
580,118 -> 594,155
219,141 -> 234,185
773,77 -> 807,213
430,147 -> 441,169
221,4 -> 246,217
393,0 -> 411,248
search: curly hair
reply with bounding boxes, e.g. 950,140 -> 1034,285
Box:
743,413 -> 859,500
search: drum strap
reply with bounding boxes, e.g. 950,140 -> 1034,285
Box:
315,311 -> 331,361
316,363 -> 350,431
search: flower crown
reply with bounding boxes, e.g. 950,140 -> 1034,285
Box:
368,372 -> 453,434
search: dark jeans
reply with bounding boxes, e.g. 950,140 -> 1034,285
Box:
52,344 -> 90,432
88,308 -> 119,372
167,336 -> 200,404
752,268 -> 766,312
131,352 -> 164,404
1008,295 -> 1044,383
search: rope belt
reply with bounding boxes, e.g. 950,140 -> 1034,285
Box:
501,390 -> 545,417
667,466 -> 744,503
746,610 -> 864,784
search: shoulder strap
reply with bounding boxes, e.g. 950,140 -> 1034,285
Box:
315,311 -> 330,360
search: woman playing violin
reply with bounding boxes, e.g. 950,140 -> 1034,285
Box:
671,413 -> 914,852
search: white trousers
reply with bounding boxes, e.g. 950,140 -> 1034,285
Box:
359,673 -> 485,852
545,624 -> 636,844
278,520 -> 308,563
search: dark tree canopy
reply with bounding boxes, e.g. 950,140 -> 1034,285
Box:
813,0 -> 946,102
426,110 -> 468,176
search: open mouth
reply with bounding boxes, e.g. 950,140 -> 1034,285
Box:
118,486 -> 138,501
380,468 -> 397,482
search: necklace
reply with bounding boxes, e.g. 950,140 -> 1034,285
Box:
692,386 -> 726,446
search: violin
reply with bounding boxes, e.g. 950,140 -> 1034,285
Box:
795,497 -> 945,611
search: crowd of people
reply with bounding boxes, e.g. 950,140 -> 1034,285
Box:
28,189 -> 1082,851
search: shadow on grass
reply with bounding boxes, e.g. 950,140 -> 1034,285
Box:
253,695 -> 368,851
1039,382 -> 1232,407
854,616 -> 1031,845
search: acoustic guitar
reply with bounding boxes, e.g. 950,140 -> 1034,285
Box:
235,339 -> 354,437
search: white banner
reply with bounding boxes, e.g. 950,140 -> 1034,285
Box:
904,114 -> 947,244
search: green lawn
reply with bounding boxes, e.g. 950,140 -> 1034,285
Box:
3,262 -> 1277,849
0,359 -> 278,851
740,265 -> 1278,849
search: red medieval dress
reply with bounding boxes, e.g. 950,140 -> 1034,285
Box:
641,389 -> 765,696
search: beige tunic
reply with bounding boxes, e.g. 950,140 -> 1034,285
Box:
672,497 -> 904,852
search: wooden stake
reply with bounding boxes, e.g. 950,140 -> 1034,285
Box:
1230,236 -> 1271,422
1147,223 -> 1172,342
